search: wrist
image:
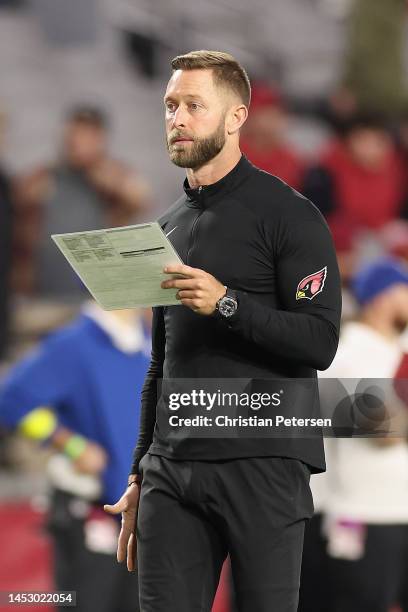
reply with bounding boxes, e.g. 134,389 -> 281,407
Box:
128,474 -> 141,486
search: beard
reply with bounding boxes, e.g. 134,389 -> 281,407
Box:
166,116 -> 226,169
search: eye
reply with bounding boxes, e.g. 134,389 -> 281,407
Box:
189,102 -> 200,111
165,101 -> 177,113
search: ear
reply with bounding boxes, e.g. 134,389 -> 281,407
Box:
226,104 -> 248,135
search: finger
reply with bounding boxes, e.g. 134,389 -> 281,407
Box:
177,290 -> 202,300
104,499 -> 127,515
162,278 -> 201,290
127,531 -> 137,572
163,264 -> 203,277
117,522 -> 132,563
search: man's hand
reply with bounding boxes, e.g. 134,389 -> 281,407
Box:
161,264 -> 226,315
50,427 -> 108,475
104,483 -> 140,571
73,441 -> 108,475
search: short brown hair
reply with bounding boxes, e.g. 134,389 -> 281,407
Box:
171,50 -> 251,107
67,105 -> 108,129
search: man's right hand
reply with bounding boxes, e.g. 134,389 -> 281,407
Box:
103,482 -> 140,571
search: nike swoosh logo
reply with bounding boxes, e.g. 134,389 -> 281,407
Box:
165,226 -> 178,238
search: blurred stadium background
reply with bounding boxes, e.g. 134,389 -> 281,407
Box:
1,1 -> 408,611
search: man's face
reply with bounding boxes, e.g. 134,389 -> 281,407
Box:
391,285 -> 408,331
64,121 -> 106,168
164,69 -> 229,169
346,128 -> 392,170
374,284 -> 408,333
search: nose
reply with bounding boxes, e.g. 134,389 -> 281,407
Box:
171,105 -> 189,129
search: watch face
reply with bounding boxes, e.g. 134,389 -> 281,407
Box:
219,296 -> 237,317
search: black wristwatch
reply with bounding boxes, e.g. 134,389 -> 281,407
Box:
215,287 -> 238,319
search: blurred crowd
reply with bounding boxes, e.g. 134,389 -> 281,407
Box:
0,0 -> 408,611
0,104 -> 151,361
0,100 -> 153,611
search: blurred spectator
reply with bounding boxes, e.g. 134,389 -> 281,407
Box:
303,114 -> 406,276
398,109 -> 408,170
381,220 -> 408,263
394,352 -> 408,413
0,109 -> 12,358
0,302 -> 151,612
303,258 -> 408,612
396,110 -> 408,219
298,474 -> 332,612
241,83 -> 305,189
12,106 -> 151,300
324,86 -> 359,135
394,349 -> 408,612
342,0 -> 408,117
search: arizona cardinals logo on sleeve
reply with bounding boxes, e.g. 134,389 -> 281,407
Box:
296,266 -> 327,300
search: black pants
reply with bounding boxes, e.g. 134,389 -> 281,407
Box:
47,489 -> 139,612
137,454 -> 314,612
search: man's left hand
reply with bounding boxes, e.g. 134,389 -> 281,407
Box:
162,264 -> 226,315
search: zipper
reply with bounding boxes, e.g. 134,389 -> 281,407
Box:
186,186 -> 204,264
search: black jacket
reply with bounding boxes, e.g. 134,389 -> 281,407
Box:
131,155 -> 341,474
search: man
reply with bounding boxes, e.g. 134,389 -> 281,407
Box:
105,50 -> 342,612
305,258 -> 408,612
0,303 -> 151,612
303,114 -> 406,229
12,105 -> 150,299
241,82 -> 305,190
302,114 -> 406,282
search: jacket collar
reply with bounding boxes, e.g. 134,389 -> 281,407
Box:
183,154 -> 253,207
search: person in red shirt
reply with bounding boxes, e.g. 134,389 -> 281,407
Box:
396,110 -> 408,219
303,114 -> 406,232
241,82 -> 305,190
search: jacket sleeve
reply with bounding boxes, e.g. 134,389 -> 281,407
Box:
223,205 -> 342,371
0,339 -> 73,429
130,306 -> 165,475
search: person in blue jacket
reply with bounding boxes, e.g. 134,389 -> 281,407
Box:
0,301 -> 150,612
